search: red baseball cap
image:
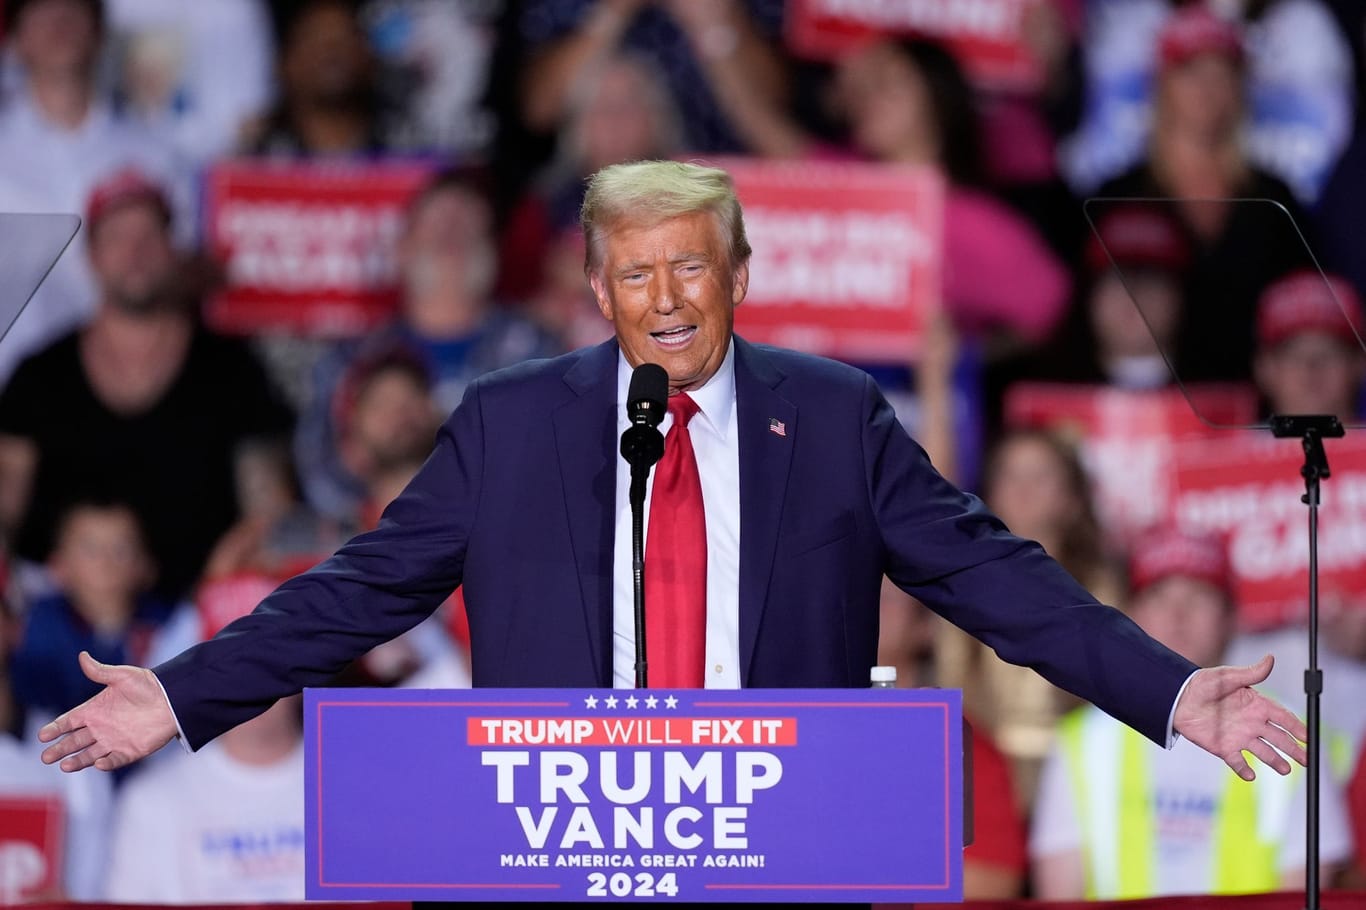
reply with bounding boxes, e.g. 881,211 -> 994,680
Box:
1256,269 -> 1364,349
1086,206 -> 1189,275
1158,6 -> 1243,70
1129,525 -> 1232,599
84,167 -> 172,234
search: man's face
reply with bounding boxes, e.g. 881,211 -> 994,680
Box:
14,0 -> 99,78
1129,575 -> 1231,668
1159,53 -> 1243,137
1091,270 -> 1181,357
589,211 -> 748,394
349,368 -> 438,475
282,2 -> 371,105
398,186 -> 495,300
88,201 -> 176,314
1256,332 -> 1364,418
50,506 -> 150,625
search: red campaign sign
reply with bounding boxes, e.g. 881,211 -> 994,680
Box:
0,795 -> 64,902
196,571 -> 281,642
785,0 -> 1045,93
719,158 -> 943,363
1171,434 -> 1366,631
203,160 -> 435,337
1003,383 -> 1258,547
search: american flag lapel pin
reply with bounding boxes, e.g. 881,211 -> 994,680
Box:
768,417 -> 787,437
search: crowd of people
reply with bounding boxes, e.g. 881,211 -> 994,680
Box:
3,0 -> 1366,902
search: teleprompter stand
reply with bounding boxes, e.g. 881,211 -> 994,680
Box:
1269,415 -> 1344,910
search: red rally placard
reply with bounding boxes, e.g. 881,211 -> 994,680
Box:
1170,433 -> 1366,630
1004,383 -> 1258,547
718,158 -> 943,363
202,160 -> 435,336
786,0 -> 1046,93
0,795 -> 64,902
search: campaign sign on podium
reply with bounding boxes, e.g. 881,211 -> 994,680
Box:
305,687 -> 963,903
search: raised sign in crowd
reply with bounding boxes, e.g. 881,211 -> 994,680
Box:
2,0 -> 1366,903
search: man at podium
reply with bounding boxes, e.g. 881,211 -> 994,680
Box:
38,161 -> 1306,791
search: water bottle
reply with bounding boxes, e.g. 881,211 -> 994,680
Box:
870,666 -> 897,689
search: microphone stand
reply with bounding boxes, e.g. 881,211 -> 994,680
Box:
622,425 -> 664,688
1269,414 -> 1343,910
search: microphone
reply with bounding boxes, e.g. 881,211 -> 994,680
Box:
620,363 -> 668,689
621,363 -> 667,469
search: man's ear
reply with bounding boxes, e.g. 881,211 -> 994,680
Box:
731,258 -> 750,307
588,269 -> 614,322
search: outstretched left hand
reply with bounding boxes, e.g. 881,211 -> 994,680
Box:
1174,654 -> 1308,781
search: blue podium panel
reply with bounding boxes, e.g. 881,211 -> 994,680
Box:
305,688 -> 962,903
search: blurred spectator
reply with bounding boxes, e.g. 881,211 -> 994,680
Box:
719,37 -> 1071,356
0,170 -> 294,602
1038,204 -> 1190,387
938,429 -> 1120,808
104,0 -> 275,164
0,0 -> 193,382
8,498 -> 169,732
0,624 -> 113,901
1062,0 -> 1353,204
501,49 -> 681,301
103,695 -> 305,901
526,227 -> 614,352
1096,6 -> 1315,383
245,0 -> 384,156
1253,269 -> 1364,419
1031,525 -> 1352,898
1220,271 -> 1366,772
335,344 -> 439,528
295,169 -> 560,522
519,0 -> 786,154
877,577 -> 1027,900
359,0 -> 500,157
339,348 -> 470,687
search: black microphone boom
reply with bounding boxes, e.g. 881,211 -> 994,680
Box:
620,362 -> 669,689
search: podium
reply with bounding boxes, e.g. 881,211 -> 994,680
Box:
304,687 -> 963,903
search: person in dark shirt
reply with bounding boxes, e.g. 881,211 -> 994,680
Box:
1094,7 -> 1314,383
0,169 -> 293,601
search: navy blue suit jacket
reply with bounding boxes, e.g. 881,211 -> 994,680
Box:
157,338 -> 1197,750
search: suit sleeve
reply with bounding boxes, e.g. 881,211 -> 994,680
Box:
861,375 -> 1196,745
154,380 -> 488,750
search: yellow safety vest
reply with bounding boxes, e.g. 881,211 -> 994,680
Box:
1058,708 -> 1285,898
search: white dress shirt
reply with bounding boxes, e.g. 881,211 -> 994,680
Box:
612,342 -> 741,688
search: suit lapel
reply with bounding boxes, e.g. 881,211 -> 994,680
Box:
733,338 -> 796,684
552,340 -> 619,685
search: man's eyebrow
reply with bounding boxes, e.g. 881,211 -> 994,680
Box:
668,251 -> 712,263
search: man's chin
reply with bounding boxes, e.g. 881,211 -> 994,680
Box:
109,288 -> 174,316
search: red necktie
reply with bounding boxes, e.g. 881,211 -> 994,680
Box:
645,393 -> 707,688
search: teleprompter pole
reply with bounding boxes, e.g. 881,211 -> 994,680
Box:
1270,414 -> 1343,910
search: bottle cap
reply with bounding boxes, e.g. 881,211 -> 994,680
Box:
870,666 -> 897,684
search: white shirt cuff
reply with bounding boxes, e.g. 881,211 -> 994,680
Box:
151,671 -> 192,753
1165,669 -> 1201,748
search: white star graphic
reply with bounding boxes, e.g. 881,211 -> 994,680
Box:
584,695 -> 598,709
604,695 -> 619,709
644,695 -> 659,709
664,695 -> 679,709
625,695 -> 639,709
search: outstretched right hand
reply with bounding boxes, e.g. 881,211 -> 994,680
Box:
37,651 -> 178,772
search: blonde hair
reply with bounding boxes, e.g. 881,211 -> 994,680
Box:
579,160 -> 752,273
